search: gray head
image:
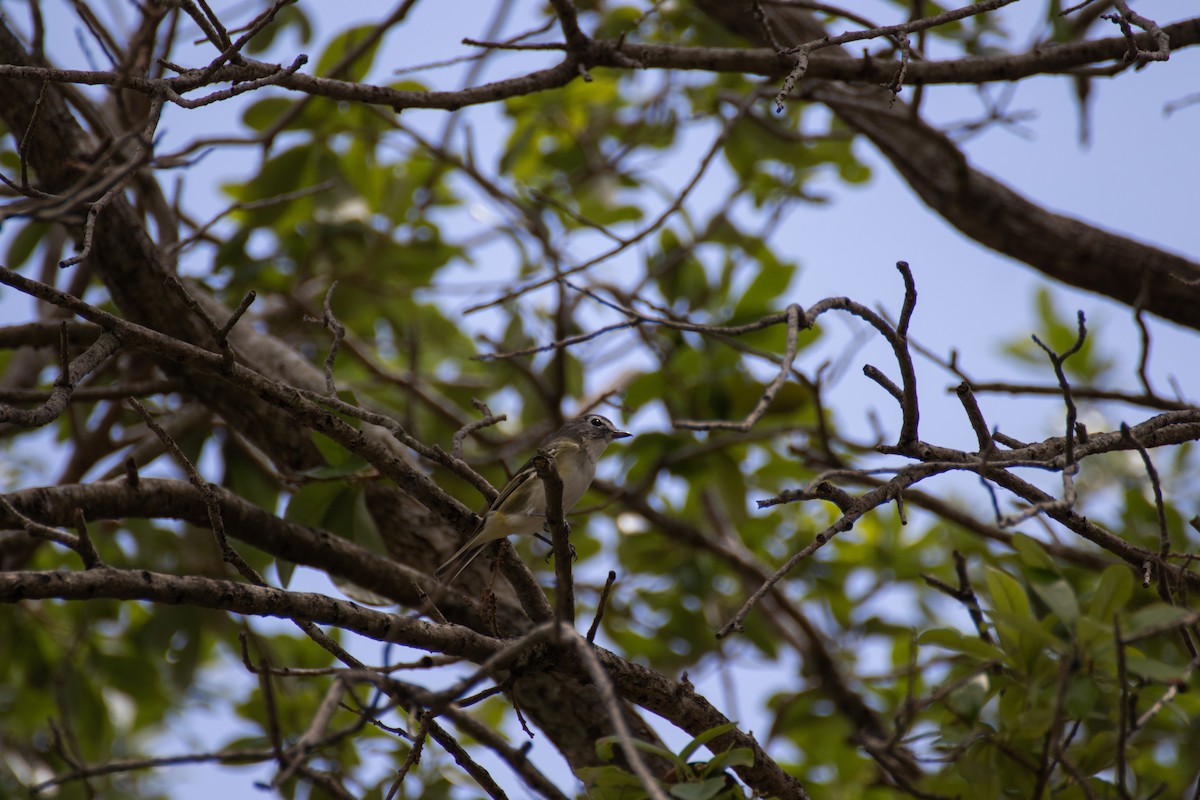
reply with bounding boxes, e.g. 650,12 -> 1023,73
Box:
561,414 -> 631,444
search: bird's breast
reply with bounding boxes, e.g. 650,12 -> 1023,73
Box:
558,450 -> 598,511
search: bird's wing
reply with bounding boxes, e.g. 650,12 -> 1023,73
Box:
435,458 -> 539,584
488,456 -> 539,514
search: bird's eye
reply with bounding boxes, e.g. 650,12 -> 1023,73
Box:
589,417 -> 604,427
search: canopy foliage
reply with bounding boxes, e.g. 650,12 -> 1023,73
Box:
1,2 -> 1198,798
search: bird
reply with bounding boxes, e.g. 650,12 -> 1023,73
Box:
435,414 -> 631,584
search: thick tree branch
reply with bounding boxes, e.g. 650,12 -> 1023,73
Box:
0,567 -> 499,661
0,477 -> 505,629
1,18 -> 1197,101
696,3 -> 1200,330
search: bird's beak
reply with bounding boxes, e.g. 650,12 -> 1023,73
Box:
612,429 -> 632,440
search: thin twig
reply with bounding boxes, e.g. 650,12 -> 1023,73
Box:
1114,615 -> 1133,799
160,54 -> 308,109
452,403 -> 507,459
18,80 -> 50,190
168,181 -> 335,257
1132,275 -> 1155,396
721,468 -> 927,637
29,746 -> 278,793
474,320 -> 641,361
0,495 -> 86,562
774,0 -> 1020,109
1032,654 -> 1073,798
567,627 -> 670,800
60,99 -> 165,268
274,677 -> 348,785
960,381 -> 1191,412
1132,654 -> 1200,732
164,274 -> 230,357
177,0 -> 231,50
676,304 -> 804,431
192,0 -> 293,86
428,624 -> 555,710
587,571 -> 617,644
216,291 -> 257,346
1121,423 -> 1170,561
954,382 -> 993,452
317,282 -> 345,396
126,397 -> 265,585
295,388 -> 497,502
386,713 -> 430,799
1104,0 -> 1170,63
463,91 -> 760,316
71,508 -> 102,568
1054,741 -> 1099,800
0,331 -> 123,427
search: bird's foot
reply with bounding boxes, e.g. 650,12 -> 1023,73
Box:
535,530 -> 577,562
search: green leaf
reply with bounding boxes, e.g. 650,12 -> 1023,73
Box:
350,484 -> 384,554
1088,565 -> 1133,621
284,481 -> 342,528
946,672 -> 991,719
1064,675 -> 1099,718
670,777 -> 730,800
223,438 -> 280,514
731,267 -> 795,322
986,567 -> 1038,663
228,145 -> 313,223
577,765 -> 648,799
244,4 -> 312,54
242,97 -> 294,132
918,627 -> 1006,662
1011,533 -> 1056,570
1076,730 -> 1118,774
5,220 -> 49,268
276,558 -> 297,588
990,610 -> 1067,654
597,735 -> 681,769
702,748 -> 754,773
1125,655 -> 1185,683
625,370 -> 667,414
315,25 -> 382,83
678,722 -> 737,762
953,746 -> 1002,797
1028,574 -> 1080,625
985,567 -> 1031,617
302,431 -> 370,478
1125,603 -> 1191,636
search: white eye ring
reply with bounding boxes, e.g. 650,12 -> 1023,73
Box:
589,417 -> 604,427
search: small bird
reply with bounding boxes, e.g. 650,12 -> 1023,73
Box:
436,414 -> 631,584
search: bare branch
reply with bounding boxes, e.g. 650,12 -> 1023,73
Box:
451,402 -> 507,459
775,0 -> 1021,108
676,304 -> 804,432
316,281 -> 345,396
587,571 -> 617,644
127,397 -> 265,584
0,494 -> 86,564
0,567 -> 501,660
1104,0 -> 1171,63
0,331 -> 123,427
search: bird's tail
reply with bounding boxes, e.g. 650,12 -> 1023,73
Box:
434,542 -> 486,585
